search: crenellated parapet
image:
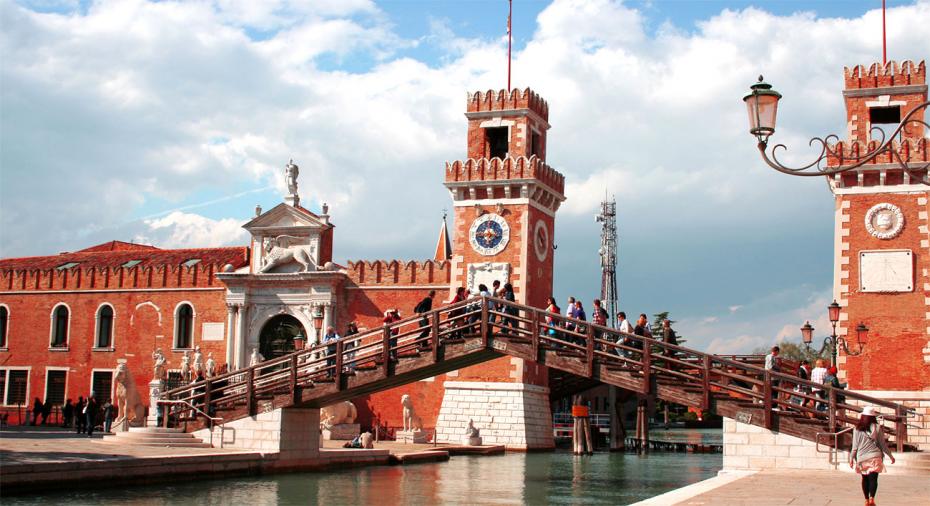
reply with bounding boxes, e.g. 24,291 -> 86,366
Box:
444,155 -> 564,195
346,259 -> 451,286
468,88 -> 548,121
827,138 -> 930,167
0,247 -> 249,292
844,60 -> 926,89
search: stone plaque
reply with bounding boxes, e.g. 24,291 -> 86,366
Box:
201,322 -> 225,341
860,250 -> 913,293
466,262 -> 511,293
735,412 -> 753,424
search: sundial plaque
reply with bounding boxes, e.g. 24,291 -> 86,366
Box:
859,249 -> 913,293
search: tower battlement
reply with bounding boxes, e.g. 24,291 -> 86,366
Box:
844,60 -> 926,89
467,88 -> 549,121
444,155 -> 565,195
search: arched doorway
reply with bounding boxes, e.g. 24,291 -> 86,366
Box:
259,315 -> 306,361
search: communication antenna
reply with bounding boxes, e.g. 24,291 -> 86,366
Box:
595,194 -> 619,326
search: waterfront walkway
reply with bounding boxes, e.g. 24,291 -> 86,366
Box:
638,469 -> 930,505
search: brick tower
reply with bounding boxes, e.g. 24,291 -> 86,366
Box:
433,89 -> 565,449
828,60 -> 930,447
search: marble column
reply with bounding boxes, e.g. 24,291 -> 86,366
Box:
236,303 -> 249,369
225,304 -> 237,369
322,303 -> 332,334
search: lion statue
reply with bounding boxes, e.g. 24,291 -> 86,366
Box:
113,363 -> 147,430
401,394 -> 423,431
260,235 -> 317,273
320,401 -> 358,429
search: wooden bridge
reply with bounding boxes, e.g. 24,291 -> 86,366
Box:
163,296 -> 916,451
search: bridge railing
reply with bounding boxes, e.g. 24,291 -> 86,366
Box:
162,295 -> 911,451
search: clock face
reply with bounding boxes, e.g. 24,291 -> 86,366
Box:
865,203 -> 904,240
469,213 -> 510,255
533,220 -> 549,261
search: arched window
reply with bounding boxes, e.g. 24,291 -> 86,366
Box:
96,305 -> 114,349
175,303 -> 194,349
51,305 -> 69,347
0,305 -> 8,348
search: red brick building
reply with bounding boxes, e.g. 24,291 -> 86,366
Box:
0,88 -> 564,448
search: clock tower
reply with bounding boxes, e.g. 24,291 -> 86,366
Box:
434,89 -> 565,449
827,61 -> 930,448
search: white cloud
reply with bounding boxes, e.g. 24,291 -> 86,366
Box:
729,305 -> 743,314
137,211 -> 248,249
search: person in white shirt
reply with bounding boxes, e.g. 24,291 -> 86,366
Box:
615,311 -> 632,356
810,359 -> 829,411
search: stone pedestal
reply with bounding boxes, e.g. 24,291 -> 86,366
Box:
322,423 -> 360,440
462,436 -> 482,446
396,430 -> 428,444
146,379 -> 165,427
434,381 -> 554,449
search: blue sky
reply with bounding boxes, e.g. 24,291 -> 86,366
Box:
2,0 -> 928,353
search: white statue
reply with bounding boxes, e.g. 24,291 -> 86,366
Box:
180,351 -> 191,382
249,347 -> 265,367
151,348 -> 168,381
205,352 -> 217,378
113,363 -> 146,429
401,394 -> 423,431
260,235 -> 316,273
320,401 -> 358,429
465,419 -> 480,438
192,346 -> 204,378
285,159 -> 299,197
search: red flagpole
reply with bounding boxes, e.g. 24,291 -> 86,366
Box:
882,0 -> 887,65
507,0 -> 512,90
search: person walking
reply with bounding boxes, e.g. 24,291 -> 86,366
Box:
344,321 -> 359,370
323,326 -> 341,377
31,397 -> 43,426
84,393 -> 98,437
615,312 -> 632,357
592,299 -> 607,348
572,300 -> 587,345
545,296 -> 561,346
62,398 -> 74,428
765,346 -> 781,406
565,296 -> 576,332
102,399 -> 114,433
824,365 -> 847,426
661,319 -> 679,366
447,287 -> 467,339
382,309 -> 401,359
74,396 -> 86,434
811,359 -> 829,411
501,283 -> 517,334
849,406 -> 895,506
632,314 -> 649,352
414,290 -> 436,346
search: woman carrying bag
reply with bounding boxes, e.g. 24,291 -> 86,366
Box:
849,406 -> 895,506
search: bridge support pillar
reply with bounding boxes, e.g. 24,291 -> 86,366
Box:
722,417 -> 847,472
196,407 -> 320,467
434,381 -> 554,450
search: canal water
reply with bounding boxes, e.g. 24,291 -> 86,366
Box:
9,431 -> 722,505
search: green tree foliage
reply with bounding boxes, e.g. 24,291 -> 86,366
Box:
650,311 -> 685,345
752,340 -> 824,363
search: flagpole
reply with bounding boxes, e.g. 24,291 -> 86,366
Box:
882,0 -> 887,65
507,0 -> 512,90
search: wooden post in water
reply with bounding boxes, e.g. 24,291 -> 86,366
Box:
635,394 -> 649,452
571,395 -> 593,455
609,385 -> 625,451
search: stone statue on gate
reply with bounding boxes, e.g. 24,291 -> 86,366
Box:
180,350 -> 192,382
463,418 -> 482,446
192,346 -> 204,379
205,352 -> 217,378
285,159 -> 299,197
260,235 -> 316,273
152,348 -> 168,381
113,362 -> 146,430
397,394 -> 427,443
249,347 -> 265,367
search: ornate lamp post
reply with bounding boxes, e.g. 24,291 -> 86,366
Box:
312,306 -> 325,344
743,76 -> 930,184
293,331 -> 305,351
800,300 -> 869,366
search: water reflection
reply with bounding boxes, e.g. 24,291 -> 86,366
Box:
8,432 -> 722,505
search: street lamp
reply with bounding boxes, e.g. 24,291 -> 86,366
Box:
801,300 -> 869,366
312,306 -> 325,337
743,76 -> 930,184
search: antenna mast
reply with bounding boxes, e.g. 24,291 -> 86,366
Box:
596,195 -> 619,326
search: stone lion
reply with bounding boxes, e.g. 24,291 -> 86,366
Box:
320,401 -> 358,429
113,363 -> 146,429
261,236 -> 316,273
401,394 -> 423,431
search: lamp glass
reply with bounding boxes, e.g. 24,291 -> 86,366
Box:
856,323 -> 869,345
828,301 -> 841,324
801,322 -> 814,344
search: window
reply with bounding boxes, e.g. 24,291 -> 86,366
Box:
182,258 -> 201,268
3,370 -> 29,405
175,303 -> 194,349
869,106 -> 901,124
91,371 -> 113,401
485,127 -> 509,159
0,305 -> 7,348
96,305 -> 114,348
51,305 -> 69,348
530,131 -> 541,158
56,262 -> 79,271
45,370 -> 66,405
122,260 -> 142,268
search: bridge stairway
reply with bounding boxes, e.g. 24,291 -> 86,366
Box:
161,296 -> 918,455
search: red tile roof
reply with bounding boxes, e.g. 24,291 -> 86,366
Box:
76,240 -> 161,253
0,244 -> 250,271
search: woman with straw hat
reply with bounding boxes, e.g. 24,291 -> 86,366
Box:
849,406 -> 895,506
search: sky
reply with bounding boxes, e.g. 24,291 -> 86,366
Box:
1,0 -> 928,354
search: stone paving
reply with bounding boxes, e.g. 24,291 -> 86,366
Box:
0,426 -> 254,467
671,470 -> 930,505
